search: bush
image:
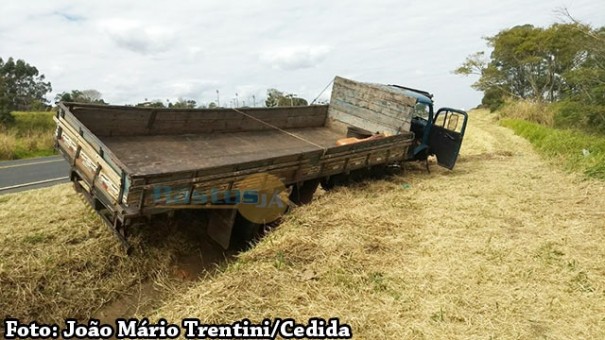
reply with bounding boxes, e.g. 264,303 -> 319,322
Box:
481,88 -> 506,112
0,110 -> 15,126
552,101 -> 605,134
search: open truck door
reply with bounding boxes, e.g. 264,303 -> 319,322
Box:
428,108 -> 468,169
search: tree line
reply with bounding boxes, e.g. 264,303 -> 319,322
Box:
456,16 -> 605,133
0,57 -> 51,124
0,58 -> 310,127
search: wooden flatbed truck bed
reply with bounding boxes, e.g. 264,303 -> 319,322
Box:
54,76 -> 439,250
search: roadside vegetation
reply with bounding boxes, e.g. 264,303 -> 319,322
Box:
456,14 -> 605,180
496,100 -> 605,180
455,17 -> 605,133
0,111 -> 56,160
501,117 -> 605,180
1,112 -> 604,338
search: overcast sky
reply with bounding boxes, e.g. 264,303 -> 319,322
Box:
1,0 -> 603,109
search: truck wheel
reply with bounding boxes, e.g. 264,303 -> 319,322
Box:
289,179 -> 320,205
230,212 -> 263,250
369,165 -> 388,178
320,174 -> 349,191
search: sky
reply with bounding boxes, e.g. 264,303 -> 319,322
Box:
1,0 -> 603,110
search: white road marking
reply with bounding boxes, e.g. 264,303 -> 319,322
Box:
0,158 -> 63,170
0,177 -> 69,192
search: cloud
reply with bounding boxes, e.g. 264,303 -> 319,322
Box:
168,80 -> 219,100
53,11 -> 85,22
98,19 -> 174,54
260,45 -> 331,70
1,0 -> 604,108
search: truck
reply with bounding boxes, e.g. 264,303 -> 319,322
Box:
54,76 -> 468,251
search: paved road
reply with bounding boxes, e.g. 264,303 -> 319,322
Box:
0,155 -> 70,194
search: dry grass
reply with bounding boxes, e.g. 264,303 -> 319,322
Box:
499,100 -> 556,126
154,109 -> 605,338
0,185 -> 215,324
1,109 -> 604,338
0,131 -> 18,160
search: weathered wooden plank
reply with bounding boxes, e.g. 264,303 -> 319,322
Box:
71,105 -> 329,137
331,76 -> 417,106
328,76 -> 416,135
331,87 -> 413,112
327,107 -> 411,135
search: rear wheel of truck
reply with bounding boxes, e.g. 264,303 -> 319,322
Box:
289,179 -> 320,205
369,164 -> 388,178
320,173 -> 349,191
229,212 -> 264,250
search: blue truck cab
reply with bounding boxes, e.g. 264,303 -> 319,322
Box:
390,85 -> 468,170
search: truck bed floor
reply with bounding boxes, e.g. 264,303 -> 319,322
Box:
101,127 -> 345,175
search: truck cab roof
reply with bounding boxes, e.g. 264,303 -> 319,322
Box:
387,84 -> 434,105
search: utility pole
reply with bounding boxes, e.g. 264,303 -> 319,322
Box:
235,93 -> 239,108
252,95 -> 256,107
216,90 -> 220,107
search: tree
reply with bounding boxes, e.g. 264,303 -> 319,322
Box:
455,24 -> 589,108
265,89 -> 308,107
55,89 -> 106,104
456,19 -> 605,132
0,57 -> 52,125
168,98 -> 197,109
135,100 -> 166,108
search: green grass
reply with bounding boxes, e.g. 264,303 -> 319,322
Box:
0,111 -> 56,160
501,118 -> 605,180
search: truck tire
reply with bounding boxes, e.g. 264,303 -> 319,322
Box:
289,179 -> 320,205
320,173 -> 349,191
230,212 -> 263,250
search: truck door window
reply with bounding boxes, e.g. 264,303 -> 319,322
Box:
446,112 -> 465,133
447,114 -> 459,131
435,111 -> 446,126
435,111 -> 464,133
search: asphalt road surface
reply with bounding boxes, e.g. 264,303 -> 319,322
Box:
0,155 -> 70,194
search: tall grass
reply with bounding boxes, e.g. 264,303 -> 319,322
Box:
498,100 -> 555,126
501,118 -> 605,180
497,99 -> 605,134
0,111 -> 56,160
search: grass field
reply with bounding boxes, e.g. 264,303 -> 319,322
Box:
501,118 -> 605,180
1,110 -> 604,338
0,111 -> 56,160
